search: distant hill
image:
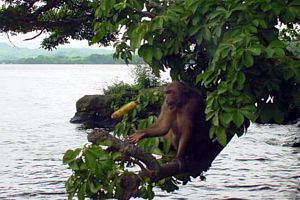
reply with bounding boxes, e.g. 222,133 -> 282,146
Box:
0,42 -> 144,64
0,42 -> 114,61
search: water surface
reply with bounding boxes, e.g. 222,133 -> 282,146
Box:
0,64 -> 299,200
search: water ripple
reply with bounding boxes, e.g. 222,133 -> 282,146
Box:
0,65 -> 299,199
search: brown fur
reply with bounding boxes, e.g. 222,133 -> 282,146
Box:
128,82 -> 210,160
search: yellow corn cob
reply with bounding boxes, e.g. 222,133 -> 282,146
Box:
111,101 -> 137,119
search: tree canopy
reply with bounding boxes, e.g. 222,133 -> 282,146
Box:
1,0 -> 299,199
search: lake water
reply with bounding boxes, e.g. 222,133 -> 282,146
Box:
0,64 -> 299,200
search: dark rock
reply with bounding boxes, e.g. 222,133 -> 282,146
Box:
70,95 -> 119,129
70,87 -> 163,129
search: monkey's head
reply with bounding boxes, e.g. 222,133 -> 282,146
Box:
164,82 -> 190,108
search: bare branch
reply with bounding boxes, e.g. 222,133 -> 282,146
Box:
24,29 -> 45,41
5,32 -> 18,48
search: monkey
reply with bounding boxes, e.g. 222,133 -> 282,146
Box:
128,81 -> 210,167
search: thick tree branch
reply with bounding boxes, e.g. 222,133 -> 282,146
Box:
87,129 -> 229,200
87,129 -> 160,171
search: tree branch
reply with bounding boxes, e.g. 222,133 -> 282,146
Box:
24,29 -> 45,41
87,129 -> 230,200
87,129 -> 160,171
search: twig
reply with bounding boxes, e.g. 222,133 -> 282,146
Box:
24,29 -> 45,41
5,32 -> 18,48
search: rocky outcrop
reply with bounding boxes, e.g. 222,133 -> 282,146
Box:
70,87 -> 163,129
70,95 -> 119,129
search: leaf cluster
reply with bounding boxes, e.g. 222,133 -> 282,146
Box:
90,0 -> 300,145
64,81 -> 183,199
0,0 -> 116,49
63,143 -> 124,200
3,0 -> 300,199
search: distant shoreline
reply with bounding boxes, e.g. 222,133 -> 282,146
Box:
0,54 -> 143,65
0,42 -> 143,65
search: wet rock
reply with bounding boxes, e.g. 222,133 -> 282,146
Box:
70,87 -> 163,129
70,95 -> 119,129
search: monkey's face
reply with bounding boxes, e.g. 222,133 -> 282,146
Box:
165,88 -> 178,108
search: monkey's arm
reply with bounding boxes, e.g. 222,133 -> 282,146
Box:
143,104 -> 173,136
176,122 -> 192,158
128,103 -> 173,143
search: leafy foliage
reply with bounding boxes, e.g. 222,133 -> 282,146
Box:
1,1 -> 299,134
131,64 -> 165,89
65,82 -> 180,199
89,0 -> 300,143
63,142 -> 125,199
1,0 -> 299,199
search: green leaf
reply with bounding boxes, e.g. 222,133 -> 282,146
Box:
248,47 -> 261,56
69,160 -> 80,171
232,109 -> 244,127
203,26 -> 211,41
189,26 -> 201,36
151,17 -> 164,30
107,179 -> 115,197
215,26 -> 222,38
216,127 -> 227,146
269,40 -> 285,48
130,0 -> 144,9
114,2 -> 126,11
153,47 -> 163,60
138,45 -> 153,63
83,148 -> 99,173
282,6 -> 296,23
220,112 -> 233,126
240,105 -> 256,121
138,138 -> 160,153
265,47 -> 274,58
243,51 -> 253,67
65,175 -> 77,197
63,149 -> 81,164
212,113 -> 219,126
78,182 -> 87,200
217,82 -> 227,94
236,71 -> 246,87
80,163 -> 87,171
97,139 -> 113,147
209,125 -> 216,139
101,0 -> 115,12
88,180 -> 101,194
252,19 -> 259,27
112,152 -> 122,160
131,24 -> 148,50
163,139 -> 172,154
274,48 -> 285,57
92,28 -> 106,44
195,32 -> 203,45
95,7 -> 102,18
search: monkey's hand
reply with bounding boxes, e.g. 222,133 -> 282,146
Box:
127,130 -> 146,143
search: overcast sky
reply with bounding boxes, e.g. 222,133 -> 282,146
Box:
0,32 -> 111,49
